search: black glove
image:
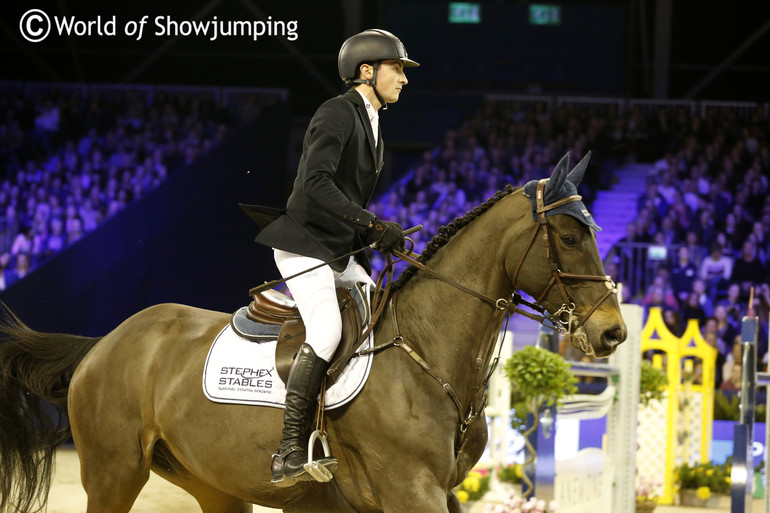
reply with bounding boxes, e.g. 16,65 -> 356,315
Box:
365,217 -> 405,253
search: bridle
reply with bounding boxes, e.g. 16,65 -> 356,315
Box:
355,183 -> 619,452
511,179 -> 618,335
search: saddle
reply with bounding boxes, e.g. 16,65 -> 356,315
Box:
230,285 -> 370,387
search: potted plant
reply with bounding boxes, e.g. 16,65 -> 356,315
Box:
675,460 -> 731,507
636,476 -> 660,512
639,359 -> 667,407
504,346 -> 577,496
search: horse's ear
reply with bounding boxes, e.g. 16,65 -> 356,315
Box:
546,153 -> 570,196
567,151 -> 591,187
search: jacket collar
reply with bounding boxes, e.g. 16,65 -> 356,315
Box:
345,88 -> 383,169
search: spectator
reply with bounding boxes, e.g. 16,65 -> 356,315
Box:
636,177 -> 667,219
670,245 -> 699,303
720,336 -> 743,392
10,226 -> 32,256
730,239 -> 766,295
6,253 -> 30,285
0,253 -> 10,291
689,278 -> 715,318
642,281 -> 678,315
750,221 -> 769,263
699,242 -> 733,300
46,217 -> 66,256
718,283 -> 747,326
713,304 -> 739,353
681,292 -> 707,327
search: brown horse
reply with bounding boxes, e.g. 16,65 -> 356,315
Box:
0,154 -> 626,513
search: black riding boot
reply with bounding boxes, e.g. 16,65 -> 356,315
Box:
271,343 -> 338,486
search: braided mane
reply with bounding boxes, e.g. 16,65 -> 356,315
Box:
392,185 -> 519,290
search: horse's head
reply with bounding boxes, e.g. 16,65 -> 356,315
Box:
508,152 -> 627,358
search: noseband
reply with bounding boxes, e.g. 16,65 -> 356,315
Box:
511,179 -> 617,334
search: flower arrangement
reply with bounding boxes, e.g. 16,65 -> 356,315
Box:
497,463 -> 523,485
636,475 -> 661,512
482,492 -> 559,512
636,475 -> 661,503
455,468 -> 491,503
675,460 -> 731,497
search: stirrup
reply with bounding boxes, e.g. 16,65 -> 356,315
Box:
303,429 -> 334,482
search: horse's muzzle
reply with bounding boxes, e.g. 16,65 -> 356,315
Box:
598,324 -> 626,357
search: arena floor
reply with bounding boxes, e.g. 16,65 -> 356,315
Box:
49,447 -> 758,513
48,447 -> 278,513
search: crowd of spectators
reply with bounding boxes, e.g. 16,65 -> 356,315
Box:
0,85 -> 246,290
367,98 -> 769,390
609,104 -> 770,389
367,98 -> 631,274
3,85 -> 768,390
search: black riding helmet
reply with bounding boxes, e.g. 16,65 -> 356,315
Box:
337,29 -> 419,110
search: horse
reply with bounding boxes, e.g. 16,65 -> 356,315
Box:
0,153 -> 626,513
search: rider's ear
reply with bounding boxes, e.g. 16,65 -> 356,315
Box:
566,151 -> 591,187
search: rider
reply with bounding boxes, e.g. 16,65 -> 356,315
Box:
241,29 -> 419,486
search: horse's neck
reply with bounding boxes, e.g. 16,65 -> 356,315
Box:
393,206 -> 522,404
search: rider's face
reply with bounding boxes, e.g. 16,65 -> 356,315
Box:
374,60 -> 408,105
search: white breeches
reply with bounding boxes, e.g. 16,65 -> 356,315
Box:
274,249 -> 374,362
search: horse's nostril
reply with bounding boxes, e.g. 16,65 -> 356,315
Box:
603,327 -> 625,348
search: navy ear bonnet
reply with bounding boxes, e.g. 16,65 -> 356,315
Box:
522,152 -> 602,232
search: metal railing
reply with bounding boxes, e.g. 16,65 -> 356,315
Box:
484,93 -> 770,121
603,242 -> 705,300
0,80 -> 289,119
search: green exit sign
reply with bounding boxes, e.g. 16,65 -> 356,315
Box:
530,4 -> 562,25
449,3 -> 481,24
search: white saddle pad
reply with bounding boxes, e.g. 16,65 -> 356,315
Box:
202,325 -> 373,409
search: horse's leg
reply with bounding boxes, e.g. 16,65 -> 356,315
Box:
381,485 -> 449,513
364,466 -> 449,513
73,408 -> 152,513
161,474 -> 252,513
69,344 -> 155,512
79,448 -> 150,513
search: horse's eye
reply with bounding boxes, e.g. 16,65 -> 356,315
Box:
562,236 -> 577,246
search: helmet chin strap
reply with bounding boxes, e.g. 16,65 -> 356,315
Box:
350,62 -> 388,111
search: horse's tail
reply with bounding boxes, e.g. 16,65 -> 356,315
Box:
0,304 -> 101,513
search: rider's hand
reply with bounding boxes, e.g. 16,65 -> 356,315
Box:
365,217 -> 405,253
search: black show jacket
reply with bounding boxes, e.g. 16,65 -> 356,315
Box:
241,88 -> 384,273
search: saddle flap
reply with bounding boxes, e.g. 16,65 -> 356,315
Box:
275,287 -> 363,387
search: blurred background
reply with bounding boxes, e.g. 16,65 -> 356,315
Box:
0,1 -> 767,380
